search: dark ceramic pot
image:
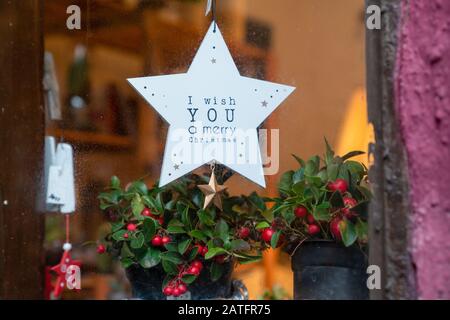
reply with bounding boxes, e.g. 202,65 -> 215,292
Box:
291,240 -> 369,300
126,261 -> 234,300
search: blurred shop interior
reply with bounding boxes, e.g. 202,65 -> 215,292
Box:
43,0 -> 370,299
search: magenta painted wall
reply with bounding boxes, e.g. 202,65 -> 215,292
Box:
395,0 -> 450,299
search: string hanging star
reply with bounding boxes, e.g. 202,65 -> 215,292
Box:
198,170 -> 227,210
128,22 -> 295,187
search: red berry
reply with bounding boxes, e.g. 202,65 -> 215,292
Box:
334,179 -> 348,193
330,218 -> 342,240
261,228 -> 274,242
214,255 -> 226,264
151,235 -> 162,247
127,223 -> 137,231
306,214 -> 315,224
188,266 -> 200,275
178,283 -> 187,294
161,236 -> 171,245
294,206 -> 308,218
343,197 -> 357,208
96,244 -> 106,254
158,217 -> 164,225
141,208 -> 152,217
238,227 -> 250,239
163,286 -> 173,296
200,246 -> 208,256
307,224 -> 320,235
123,233 -> 129,239
191,260 -> 203,270
172,288 -> 181,297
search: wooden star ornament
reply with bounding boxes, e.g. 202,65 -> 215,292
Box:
198,170 -> 227,210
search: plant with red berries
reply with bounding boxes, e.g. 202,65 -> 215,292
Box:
98,169 -> 264,294
267,140 -> 371,248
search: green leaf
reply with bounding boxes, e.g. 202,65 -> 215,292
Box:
292,168 -> 305,184
248,192 -> 267,211
291,154 -> 305,167
180,205 -> 192,230
291,181 -> 306,196
313,202 -> 331,221
187,246 -> 200,261
142,218 -> 157,241
281,207 -> 296,224
305,156 -> 320,176
167,225 -> 186,234
112,229 -> 129,241
355,219 -> 368,240
111,176 -> 121,189
181,274 -> 197,284
305,175 -> 322,187
236,254 -> 262,265
120,242 -> 134,258
215,219 -> 229,241
121,257 -> 134,268
166,219 -> 186,234
230,239 -> 250,251
160,251 -> 183,264
340,219 -> 357,247
205,247 -> 227,260
162,259 -> 178,275
155,193 -> 164,213
341,150 -> 365,161
138,247 -> 161,268
270,230 -> 282,249
324,138 -> 335,165
111,221 -> 125,232
178,238 -> 192,255
198,210 -> 215,226
131,195 -> 144,217
129,180 -> 147,195
130,233 -> 145,249
210,262 -> 224,281
189,230 -> 207,242
327,163 -> 340,181
278,170 -> 294,195
255,221 -> 270,230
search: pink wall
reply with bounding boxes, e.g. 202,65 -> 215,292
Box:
395,0 -> 450,299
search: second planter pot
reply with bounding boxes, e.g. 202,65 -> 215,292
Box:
291,240 -> 369,300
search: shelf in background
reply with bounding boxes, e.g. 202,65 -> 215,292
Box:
46,128 -> 134,149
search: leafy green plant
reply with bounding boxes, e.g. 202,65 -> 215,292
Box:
265,140 -> 371,249
97,168 -> 263,296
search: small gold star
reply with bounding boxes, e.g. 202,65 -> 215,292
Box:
198,170 -> 227,210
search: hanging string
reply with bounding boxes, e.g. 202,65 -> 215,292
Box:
65,214 -> 70,244
212,0 -> 217,33
206,0 -> 217,32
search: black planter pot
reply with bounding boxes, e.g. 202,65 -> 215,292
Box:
125,261 -> 234,300
291,240 -> 369,300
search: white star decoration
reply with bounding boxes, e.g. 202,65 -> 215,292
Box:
128,22 -> 295,187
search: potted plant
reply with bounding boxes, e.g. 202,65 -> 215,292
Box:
264,141 -> 371,300
97,168 -> 263,300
